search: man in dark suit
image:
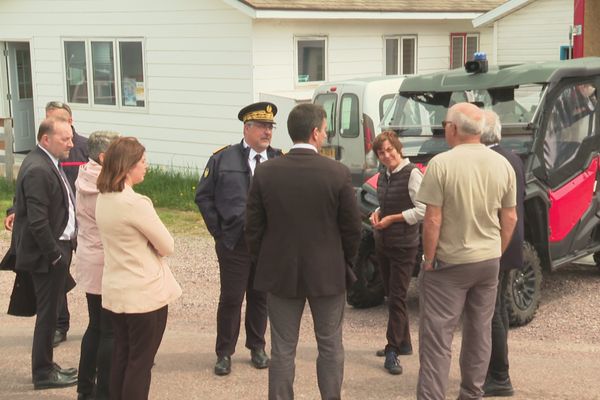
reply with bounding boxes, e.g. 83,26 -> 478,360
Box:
246,103 -> 362,399
481,110 -> 525,397
45,101 -> 88,345
195,102 -> 282,376
3,101 -> 87,346
9,117 -> 78,389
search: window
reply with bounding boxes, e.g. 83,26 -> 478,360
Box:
63,39 -> 146,108
450,33 -> 479,69
340,94 -> 359,138
385,36 -> 417,75
16,48 -> 33,99
314,93 -> 337,136
544,82 -> 597,170
296,37 -> 326,83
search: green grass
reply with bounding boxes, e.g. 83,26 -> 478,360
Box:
136,167 -> 199,211
0,178 -> 15,215
0,172 -> 209,237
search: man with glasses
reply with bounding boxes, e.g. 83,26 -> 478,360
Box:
195,101 -> 282,376
3,101 -> 88,347
416,103 -> 517,399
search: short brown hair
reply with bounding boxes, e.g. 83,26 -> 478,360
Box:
97,137 -> 145,193
372,131 -> 403,157
287,103 -> 327,143
36,117 -> 69,141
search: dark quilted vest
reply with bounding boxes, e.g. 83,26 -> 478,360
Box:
376,164 -> 419,248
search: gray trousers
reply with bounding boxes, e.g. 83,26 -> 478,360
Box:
267,293 -> 346,400
417,259 -> 499,400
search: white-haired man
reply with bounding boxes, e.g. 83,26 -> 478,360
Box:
416,103 -> 517,399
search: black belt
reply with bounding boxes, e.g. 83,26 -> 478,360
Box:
59,238 -> 77,250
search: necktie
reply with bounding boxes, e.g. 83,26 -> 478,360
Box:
254,154 -> 262,165
58,165 -> 76,207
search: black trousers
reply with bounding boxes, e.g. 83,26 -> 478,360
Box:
376,243 -> 418,354
78,293 -> 114,399
488,271 -> 510,381
109,305 -> 168,400
30,241 -> 72,381
214,239 -> 267,357
56,292 -> 70,333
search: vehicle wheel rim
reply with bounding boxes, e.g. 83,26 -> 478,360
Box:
511,266 -> 536,311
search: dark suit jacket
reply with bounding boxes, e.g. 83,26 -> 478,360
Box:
10,146 -> 70,273
493,144 -> 525,271
61,127 -> 88,192
245,148 -> 362,298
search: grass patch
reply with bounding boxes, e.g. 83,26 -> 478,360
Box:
0,177 -> 15,202
136,167 -> 199,211
156,208 -> 210,237
0,173 -> 210,237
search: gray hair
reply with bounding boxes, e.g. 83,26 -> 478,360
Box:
481,110 -> 502,145
88,131 -> 120,163
453,109 -> 485,136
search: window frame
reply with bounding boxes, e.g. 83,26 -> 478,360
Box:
383,35 -> 418,76
450,33 -> 479,70
294,36 -> 327,86
61,37 -> 148,111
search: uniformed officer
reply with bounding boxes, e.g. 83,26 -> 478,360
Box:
195,101 -> 283,376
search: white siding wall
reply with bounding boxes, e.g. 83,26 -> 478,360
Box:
496,0 -> 573,64
252,19 -> 492,145
0,0 -> 253,170
252,19 -> 492,90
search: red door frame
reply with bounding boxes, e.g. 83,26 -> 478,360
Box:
573,0 -> 585,58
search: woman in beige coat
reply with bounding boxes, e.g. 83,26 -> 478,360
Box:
95,137 -> 181,400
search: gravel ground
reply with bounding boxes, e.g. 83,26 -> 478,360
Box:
1,230 -> 600,399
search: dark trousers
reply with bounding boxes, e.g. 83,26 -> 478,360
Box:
376,243 -> 418,354
488,271 -> 510,381
78,293 -> 114,399
30,241 -> 72,381
214,239 -> 267,357
56,293 -> 70,333
109,305 -> 168,400
268,293 -> 346,400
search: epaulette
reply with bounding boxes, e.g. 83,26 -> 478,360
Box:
213,145 -> 229,155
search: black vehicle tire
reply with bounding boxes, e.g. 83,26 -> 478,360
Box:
347,232 -> 385,309
593,252 -> 600,270
506,242 -> 543,327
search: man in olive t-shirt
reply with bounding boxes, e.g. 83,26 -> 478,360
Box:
415,102 -> 517,400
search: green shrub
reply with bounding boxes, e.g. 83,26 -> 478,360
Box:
136,167 -> 199,211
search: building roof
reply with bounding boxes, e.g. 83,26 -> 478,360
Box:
237,0 -> 508,13
473,0 -> 536,27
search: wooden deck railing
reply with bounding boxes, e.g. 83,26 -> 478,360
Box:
0,118 -> 15,181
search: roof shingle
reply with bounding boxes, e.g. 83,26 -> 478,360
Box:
238,0 -> 508,13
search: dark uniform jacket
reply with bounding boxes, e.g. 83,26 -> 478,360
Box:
376,164 -> 419,248
493,145 -> 525,271
61,127 -> 88,192
195,140 -> 283,250
246,148 -> 362,298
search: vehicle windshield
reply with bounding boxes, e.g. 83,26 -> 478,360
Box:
380,84 -> 546,157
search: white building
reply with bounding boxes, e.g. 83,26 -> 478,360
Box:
473,0 -> 574,64
0,0 -> 514,170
